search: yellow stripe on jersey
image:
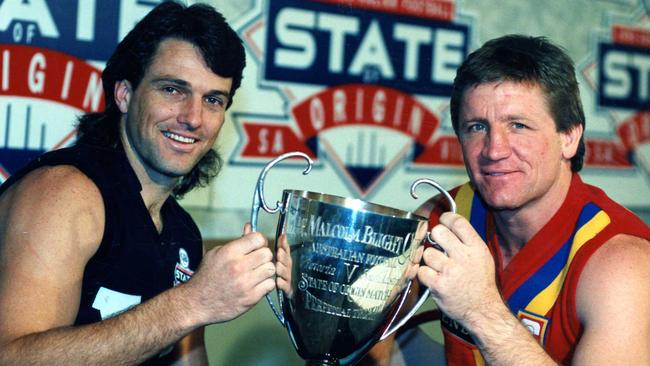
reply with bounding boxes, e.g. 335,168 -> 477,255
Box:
526,210 -> 611,315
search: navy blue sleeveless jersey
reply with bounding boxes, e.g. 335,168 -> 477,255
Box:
0,143 -> 203,364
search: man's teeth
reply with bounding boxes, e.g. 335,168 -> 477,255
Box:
487,172 -> 504,176
163,131 -> 196,144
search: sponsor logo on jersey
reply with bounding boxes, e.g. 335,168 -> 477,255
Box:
518,310 -> 549,346
174,248 -> 194,286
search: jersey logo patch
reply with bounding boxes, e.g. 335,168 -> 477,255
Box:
174,248 -> 194,286
518,310 -> 549,346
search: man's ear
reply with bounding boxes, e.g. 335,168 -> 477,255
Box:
114,80 -> 133,114
561,123 -> 584,160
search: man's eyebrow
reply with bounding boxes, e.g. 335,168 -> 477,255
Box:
208,89 -> 231,98
461,114 -> 530,124
500,112 -> 526,120
460,117 -> 487,125
151,77 -> 189,87
150,77 -> 231,98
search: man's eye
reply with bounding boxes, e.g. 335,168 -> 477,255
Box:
163,86 -> 180,94
512,122 -> 527,129
465,123 -> 486,133
205,96 -> 225,106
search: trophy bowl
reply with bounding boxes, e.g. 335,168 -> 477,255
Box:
251,152 -> 455,366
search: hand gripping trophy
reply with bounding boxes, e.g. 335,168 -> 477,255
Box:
250,152 -> 455,366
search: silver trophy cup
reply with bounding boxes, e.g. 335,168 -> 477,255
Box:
251,152 -> 455,366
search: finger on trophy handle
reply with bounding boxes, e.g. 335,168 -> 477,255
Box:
249,152 -> 313,325
429,242 -> 447,254
276,234 -> 294,299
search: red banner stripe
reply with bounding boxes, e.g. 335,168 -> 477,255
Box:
240,122 -> 314,158
310,0 -> 455,21
0,44 -> 105,112
291,84 -> 439,145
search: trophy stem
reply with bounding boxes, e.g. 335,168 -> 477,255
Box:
305,359 -> 339,366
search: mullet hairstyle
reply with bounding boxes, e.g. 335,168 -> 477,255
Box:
449,34 -> 586,172
76,1 -> 246,197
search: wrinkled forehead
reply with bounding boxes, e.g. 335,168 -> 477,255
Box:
461,79 -> 552,110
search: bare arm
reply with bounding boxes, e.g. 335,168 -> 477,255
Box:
572,234 -> 650,365
0,286 -> 203,365
0,166 -> 275,365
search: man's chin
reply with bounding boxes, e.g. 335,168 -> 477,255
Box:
164,169 -> 192,180
151,165 -> 193,183
480,193 -> 522,212
490,205 -> 519,213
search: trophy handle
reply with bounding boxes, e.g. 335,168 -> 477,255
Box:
379,178 -> 456,340
410,178 -> 457,245
250,151 -> 313,325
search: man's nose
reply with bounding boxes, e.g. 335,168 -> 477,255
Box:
178,97 -> 202,129
482,128 -> 512,160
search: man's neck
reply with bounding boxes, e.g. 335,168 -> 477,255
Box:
118,133 -> 178,231
139,181 -> 171,234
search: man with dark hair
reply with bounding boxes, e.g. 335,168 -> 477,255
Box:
417,35 -> 650,365
0,2 -> 274,365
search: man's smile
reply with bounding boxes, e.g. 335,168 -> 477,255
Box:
162,130 -> 197,144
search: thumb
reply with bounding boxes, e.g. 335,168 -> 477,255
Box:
242,222 -> 252,236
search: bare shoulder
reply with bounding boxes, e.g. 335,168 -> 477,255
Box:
573,236 -> 650,364
577,233 -> 650,318
0,164 -> 105,263
0,165 -> 106,341
584,234 -> 650,278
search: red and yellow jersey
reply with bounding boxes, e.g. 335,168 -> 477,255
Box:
429,174 -> 650,365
